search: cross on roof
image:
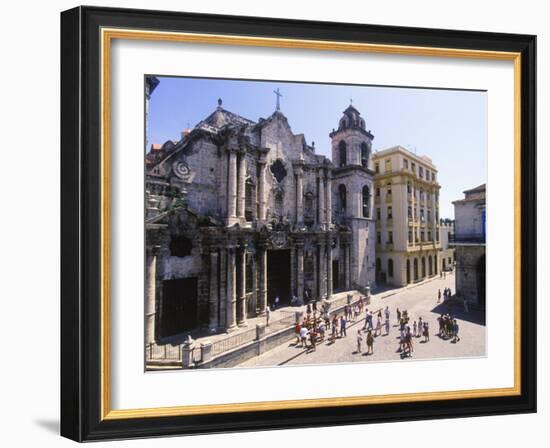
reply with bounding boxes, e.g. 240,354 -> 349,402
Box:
273,88 -> 283,111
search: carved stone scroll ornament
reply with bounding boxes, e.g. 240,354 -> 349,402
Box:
172,159 -> 191,181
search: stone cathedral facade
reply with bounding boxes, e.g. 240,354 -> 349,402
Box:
145,98 -> 376,342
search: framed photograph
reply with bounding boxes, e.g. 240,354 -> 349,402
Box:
60,6 -> 536,441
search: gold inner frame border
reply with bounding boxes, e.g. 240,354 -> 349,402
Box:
99,27 -> 522,421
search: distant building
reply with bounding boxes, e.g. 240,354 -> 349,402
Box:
371,146 -> 441,287
451,184 -> 486,307
439,218 -> 455,272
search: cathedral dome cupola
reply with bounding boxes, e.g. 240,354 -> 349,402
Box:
338,104 -> 366,131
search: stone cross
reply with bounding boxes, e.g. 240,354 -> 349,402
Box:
273,88 -> 283,111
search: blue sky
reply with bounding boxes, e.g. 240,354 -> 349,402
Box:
147,76 -> 487,218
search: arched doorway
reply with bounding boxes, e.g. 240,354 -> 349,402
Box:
406,259 -> 411,284
421,257 -> 426,278
413,258 -> 419,281
428,255 -> 433,276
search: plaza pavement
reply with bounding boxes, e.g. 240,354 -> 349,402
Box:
239,272 -> 486,368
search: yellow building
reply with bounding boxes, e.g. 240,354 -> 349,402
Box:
372,146 -> 441,286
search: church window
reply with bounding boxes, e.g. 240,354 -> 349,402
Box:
361,142 -> 369,167
376,207 -> 381,220
403,159 -> 409,169
388,231 -> 393,244
385,159 -> 392,173
338,141 -> 347,167
375,162 -> 380,173
387,182 -> 392,196
388,259 -> 394,277
377,232 -> 381,244
387,206 -> 393,220
270,159 -> 287,183
362,185 -> 370,218
338,184 -> 347,214
245,179 -> 255,222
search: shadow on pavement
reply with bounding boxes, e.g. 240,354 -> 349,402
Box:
430,298 -> 486,326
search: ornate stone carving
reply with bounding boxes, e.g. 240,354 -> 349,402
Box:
172,159 -> 191,181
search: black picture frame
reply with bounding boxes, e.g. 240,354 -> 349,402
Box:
61,5 -> 536,442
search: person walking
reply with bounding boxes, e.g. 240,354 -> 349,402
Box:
294,321 -> 301,344
384,317 -> 390,335
405,329 -> 413,356
340,315 -> 347,338
362,308 -> 369,330
266,305 -> 271,327
299,325 -> 309,348
396,307 -> 402,326
417,316 -> 423,337
424,322 -> 430,342
356,330 -> 363,354
452,320 -> 460,342
331,316 -> 338,342
375,316 -> 382,337
310,328 -> 317,351
366,330 -> 374,355
384,306 -> 390,322
437,289 -> 442,303
413,320 -> 418,338
274,295 -> 280,310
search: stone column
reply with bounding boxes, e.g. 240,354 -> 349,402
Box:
431,188 -> 437,242
326,170 -> 332,227
312,248 -> 318,300
257,245 -> 268,315
290,245 -> 296,298
227,150 -> 238,226
295,167 -> 304,226
258,159 -> 267,222
145,246 -> 159,344
226,247 -> 237,331
237,246 -> 247,327
326,240 -> 333,298
208,250 -> 219,333
296,244 -> 304,304
318,242 -> 326,299
345,244 -> 351,289
237,152 -> 246,221
318,171 -> 325,229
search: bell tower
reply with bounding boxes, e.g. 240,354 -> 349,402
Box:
329,103 -> 376,288
330,104 -> 374,170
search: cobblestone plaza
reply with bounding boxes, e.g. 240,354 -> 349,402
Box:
240,272 -> 485,368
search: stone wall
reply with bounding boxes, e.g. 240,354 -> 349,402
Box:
455,244 -> 485,304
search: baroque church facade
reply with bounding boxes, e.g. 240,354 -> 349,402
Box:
145,95 -> 376,343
